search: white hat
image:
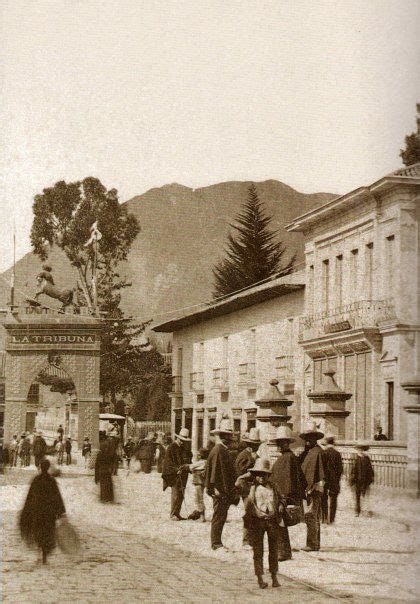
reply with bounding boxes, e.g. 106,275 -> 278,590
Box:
242,427 -> 261,443
211,417 -> 234,435
175,427 -> 191,441
249,458 -> 272,475
355,440 -> 370,450
299,421 -> 324,440
270,425 -> 295,443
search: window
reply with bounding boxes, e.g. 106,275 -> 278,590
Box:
233,418 -> 241,434
247,416 -> 256,431
27,383 -> 39,406
208,417 -> 216,434
222,336 -> 229,366
365,243 -> 374,299
0,383 -> 5,405
387,381 -> 394,440
197,394 -> 204,405
322,259 -> 330,311
335,255 -> 343,307
176,348 -> 183,376
196,418 -> 204,449
350,249 -> 359,301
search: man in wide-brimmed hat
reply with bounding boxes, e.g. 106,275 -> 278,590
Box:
299,421 -> 325,552
236,458 -> 281,589
349,441 -> 374,517
321,435 -> 343,524
234,428 -> 261,549
270,425 -> 305,561
205,417 -> 239,550
162,428 -> 191,520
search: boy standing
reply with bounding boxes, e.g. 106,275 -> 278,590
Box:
187,448 -> 208,521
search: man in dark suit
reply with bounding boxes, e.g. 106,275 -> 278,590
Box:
234,428 -> 261,548
321,435 -> 343,524
161,428 -> 191,520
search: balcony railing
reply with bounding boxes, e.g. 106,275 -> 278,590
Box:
190,371 -> 204,392
238,362 -> 256,385
171,375 -> 182,393
212,368 -> 229,391
300,298 -> 396,340
161,352 -> 172,367
275,355 -> 294,383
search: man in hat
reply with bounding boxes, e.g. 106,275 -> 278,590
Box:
236,458 -> 281,589
299,422 -> 325,552
205,417 -> 239,550
234,428 -> 261,549
321,435 -> 343,524
135,432 -> 156,474
161,428 -> 191,520
33,431 -> 47,468
349,441 -> 374,517
270,425 -> 305,561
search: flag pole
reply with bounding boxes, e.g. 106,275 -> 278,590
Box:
10,219 -> 16,309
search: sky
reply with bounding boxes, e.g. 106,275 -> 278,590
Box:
1,0 -> 419,271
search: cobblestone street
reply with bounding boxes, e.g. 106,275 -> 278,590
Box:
1,468 -> 419,602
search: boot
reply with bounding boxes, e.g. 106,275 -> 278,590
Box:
257,575 -> 268,589
271,574 -> 280,588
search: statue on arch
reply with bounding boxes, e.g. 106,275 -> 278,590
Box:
31,265 -> 76,311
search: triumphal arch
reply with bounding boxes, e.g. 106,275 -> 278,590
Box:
2,305 -> 102,451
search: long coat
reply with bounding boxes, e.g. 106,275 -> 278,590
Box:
19,472 -> 65,553
234,448 -> 254,498
271,450 -> 306,503
205,443 -> 237,501
95,439 -> 117,502
322,446 -> 343,494
32,436 -> 47,458
349,454 -> 374,495
300,444 -> 325,493
161,442 -> 185,489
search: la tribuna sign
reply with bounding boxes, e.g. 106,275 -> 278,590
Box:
10,333 -> 97,344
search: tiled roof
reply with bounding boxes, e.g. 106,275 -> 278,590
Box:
390,163 -> 420,178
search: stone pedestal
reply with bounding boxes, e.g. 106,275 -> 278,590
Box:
307,370 -> 351,439
254,379 -> 293,460
401,380 -> 420,498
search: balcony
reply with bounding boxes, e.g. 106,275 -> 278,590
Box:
171,375 -> 182,393
238,362 -> 256,386
190,371 -> 204,393
300,298 -> 396,341
212,368 -> 229,391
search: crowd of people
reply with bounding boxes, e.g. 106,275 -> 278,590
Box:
15,419 -> 375,589
3,428 -> 75,469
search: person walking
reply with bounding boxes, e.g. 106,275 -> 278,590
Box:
9,435 -> 19,467
95,435 -> 118,503
205,417 -> 239,551
270,425 -> 305,561
32,432 -> 47,468
234,428 -> 261,549
299,421 -> 325,552
349,441 -> 374,517
162,428 -> 191,520
56,438 -> 64,465
123,436 -> 136,469
135,433 -> 156,473
65,438 -> 72,465
19,458 -> 66,564
187,448 -> 208,521
82,437 -> 92,469
321,435 -> 343,524
154,432 -> 166,474
236,458 -> 282,590
57,424 -> 64,440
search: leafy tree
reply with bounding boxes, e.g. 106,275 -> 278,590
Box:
213,184 -> 294,297
30,177 -> 170,415
400,107 -> 420,166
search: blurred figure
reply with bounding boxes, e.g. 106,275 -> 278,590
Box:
32,432 -> 47,468
9,435 -> 19,466
155,432 -> 166,474
56,438 -> 64,465
349,441 -> 374,517
82,437 -> 92,469
95,435 -> 118,503
135,432 -> 156,473
19,458 -> 66,564
374,426 -> 388,441
20,433 -> 31,467
321,435 -> 343,524
65,438 -> 72,465
123,436 -> 136,469
57,424 -> 64,440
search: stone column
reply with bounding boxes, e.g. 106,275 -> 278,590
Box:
307,370 -> 351,439
401,380 -> 420,498
3,397 -> 27,442
78,398 -> 100,467
254,379 -> 293,460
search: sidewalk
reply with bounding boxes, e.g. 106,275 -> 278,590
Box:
1,469 -> 419,601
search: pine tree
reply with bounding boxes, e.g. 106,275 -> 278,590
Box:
212,184 -> 294,298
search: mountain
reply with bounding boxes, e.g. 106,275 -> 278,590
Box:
0,180 -> 337,324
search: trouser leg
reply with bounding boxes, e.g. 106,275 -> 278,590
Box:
355,489 -> 361,515
305,492 -> 321,550
242,496 -> 250,544
211,496 -> 229,547
195,485 -> 205,512
321,490 -> 329,523
278,525 -> 292,560
267,521 -> 280,575
249,524 -> 264,576
329,493 -> 338,523
171,481 -> 184,517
